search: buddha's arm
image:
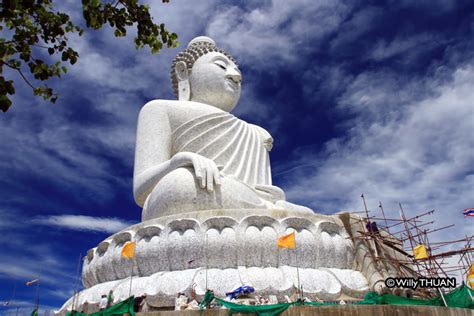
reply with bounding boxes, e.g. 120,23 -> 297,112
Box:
133,101 -> 173,207
133,101 -> 222,207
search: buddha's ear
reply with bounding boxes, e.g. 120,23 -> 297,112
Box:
176,61 -> 190,101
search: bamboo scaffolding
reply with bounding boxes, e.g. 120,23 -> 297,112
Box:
400,224 -> 455,242
349,197 -> 471,298
391,220 -> 435,236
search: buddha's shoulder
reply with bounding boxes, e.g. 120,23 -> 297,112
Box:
141,99 -> 181,112
140,99 -> 222,115
249,123 -> 272,140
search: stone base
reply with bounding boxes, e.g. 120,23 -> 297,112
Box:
59,209 -> 375,314
82,209 -> 359,287
58,266 -> 369,313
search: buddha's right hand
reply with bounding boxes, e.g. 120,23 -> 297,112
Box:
170,152 -> 222,192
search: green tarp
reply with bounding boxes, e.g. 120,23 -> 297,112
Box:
199,290 -> 295,316
200,285 -> 473,315
357,285 -> 474,309
66,296 -> 135,316
67,286 -> 473,316
356,291 -> 435,306
199,289 -> 216,309
215,298 -> 296,316
440,283 -> 474,309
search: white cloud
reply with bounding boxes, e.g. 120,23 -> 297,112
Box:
1,301 -> 60,316
328,6 -> 383,53
33,215 -> 134,233
206,0 -> 350,64
370,33 -> 437,62
276,63 -> 473,286
281,63 -> 474,238
0,241 -> 68,287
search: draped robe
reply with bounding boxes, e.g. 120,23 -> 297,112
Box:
171,112 -> 273,188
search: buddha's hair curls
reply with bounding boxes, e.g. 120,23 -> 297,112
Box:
170,39 -> 237,99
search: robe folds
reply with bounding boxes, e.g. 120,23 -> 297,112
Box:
172,112 -> 273,187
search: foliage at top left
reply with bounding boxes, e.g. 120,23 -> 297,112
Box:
0,0 -> 178,112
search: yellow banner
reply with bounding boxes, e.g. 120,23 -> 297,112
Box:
277,231 -> 296,249
467,264 -> 474,289
121,241 -> 135,259
413,244 -> 428,260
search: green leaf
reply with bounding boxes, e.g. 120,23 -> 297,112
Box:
0,95 -> 12,112
5,80 -> 15,95
90,0 -> 100,8
1,0 -> 177,111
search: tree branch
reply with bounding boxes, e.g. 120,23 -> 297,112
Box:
5,62 -> 36,90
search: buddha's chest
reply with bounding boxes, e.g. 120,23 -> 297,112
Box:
166,101 -> 273,157
169,110 -> 272,185
166,102 -> 224,132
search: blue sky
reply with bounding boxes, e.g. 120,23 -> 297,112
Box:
1,0 -> 473,313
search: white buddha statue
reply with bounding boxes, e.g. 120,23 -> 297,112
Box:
133,36 -> 312,221
59,37 -> 411,314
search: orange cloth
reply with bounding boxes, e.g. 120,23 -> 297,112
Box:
121,241 -> 136,259
26,279 -> 39,286
277,231 -> 296,249
467,264 -> 474,289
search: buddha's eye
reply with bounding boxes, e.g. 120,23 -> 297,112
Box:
214,60 -> 227,70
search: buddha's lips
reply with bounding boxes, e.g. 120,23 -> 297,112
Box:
226,79 -> 239,91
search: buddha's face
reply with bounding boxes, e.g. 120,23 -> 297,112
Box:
188,52 -> 241,112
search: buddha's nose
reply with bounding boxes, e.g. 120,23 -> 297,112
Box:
226,68 -> 241,84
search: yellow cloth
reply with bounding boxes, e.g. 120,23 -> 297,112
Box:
467,264 -> 474,289
277,232 -> 296,249
121,241 -> 135,259
413,244 -> 428,260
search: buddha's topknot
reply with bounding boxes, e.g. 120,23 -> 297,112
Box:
170,37 -> 237,99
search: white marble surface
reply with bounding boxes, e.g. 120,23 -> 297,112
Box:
133,37 -> 315,221
59,266 -> 368,314
82,212 -> 355,288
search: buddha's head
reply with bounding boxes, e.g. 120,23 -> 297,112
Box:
171,36 -> 242,112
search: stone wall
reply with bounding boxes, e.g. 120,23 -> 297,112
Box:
136,305 -> 474,316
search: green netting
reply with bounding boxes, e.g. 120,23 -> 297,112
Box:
199,289 -> 216,309
197,286 -> 474,315
356,291 -> 434,306
356,285 -> 474,309
215,298 -> 296,316
437,284 -> 474,309
199,290 -> 295,316
66,296 -> 135,316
